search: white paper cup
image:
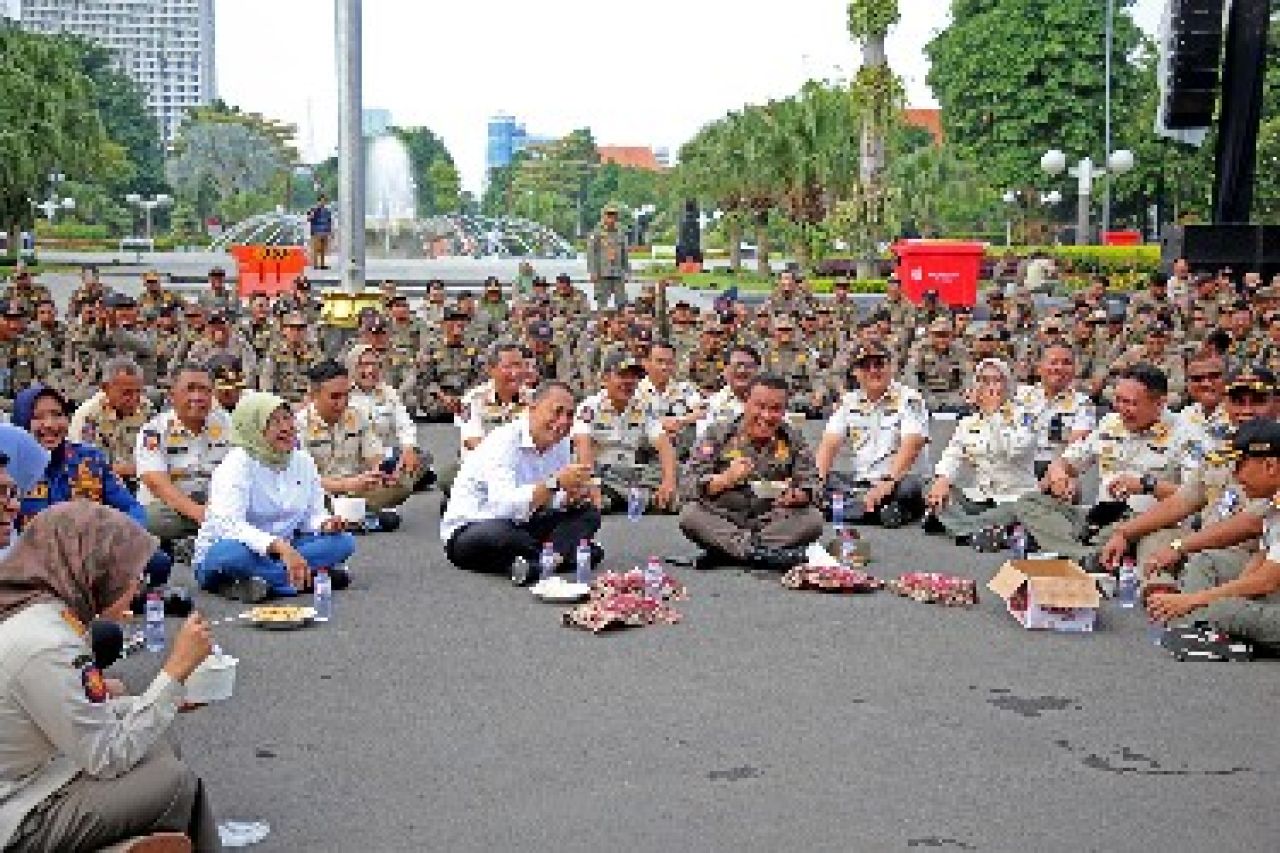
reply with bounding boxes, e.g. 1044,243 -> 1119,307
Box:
332,496 -> 367,524
784,412 -> 806,427
184,653 -> 238,704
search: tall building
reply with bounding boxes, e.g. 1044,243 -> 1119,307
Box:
486,113 -> 528,173
17,0 -> 216,142
362,108 -> 392,138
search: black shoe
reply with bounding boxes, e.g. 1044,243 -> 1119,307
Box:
163,587 -> 193,618
510,556 -> 535,587
226,576 -> 271,603
878,502 -> 907,529
921,512 -> 946,535
692,550 -> 728,571
328,566 -> 352,590
377,509 -> 402,532
746,545 -> 808,571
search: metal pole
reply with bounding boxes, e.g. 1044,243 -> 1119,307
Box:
336,0 -> 365,294
1076,157 -> 1093,246
1102,0 -> 1114,236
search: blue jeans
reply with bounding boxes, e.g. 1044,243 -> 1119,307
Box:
196,532 -> 356,596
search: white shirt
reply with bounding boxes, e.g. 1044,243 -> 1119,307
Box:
1013,384 -> 1097,462
696,387 -> 745,438
456,380 -> 528,452
1061,411 -> 1192,513
935,403 -> 1039,503
193,447 -> 329,567
824,381 -> 928,480
350,384 -> 416,450
134,409 -> 232,505
440,416 -> 569,545
571,391 -> 664,466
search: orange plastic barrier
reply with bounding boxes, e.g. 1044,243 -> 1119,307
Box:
230,245 -> 308,296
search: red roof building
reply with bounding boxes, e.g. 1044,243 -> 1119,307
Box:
597,145 -> 665,171
903,108 -> 944,144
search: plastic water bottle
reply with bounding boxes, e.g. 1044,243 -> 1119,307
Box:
839,527 -> 856,566
539,542 -> 558,581
831,491 -> 846,528
1117,558 -> 1139,609
644,556 -> 664,603
313,568 -> 332,622
575,539 -> 593,585
144,592 -> 165,653
1009,524 -> 1028,560
627,487 -> 645,522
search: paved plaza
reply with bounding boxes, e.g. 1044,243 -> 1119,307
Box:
112,421 -> 1280,852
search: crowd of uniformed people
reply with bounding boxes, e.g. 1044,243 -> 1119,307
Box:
3,239 -> 1280,850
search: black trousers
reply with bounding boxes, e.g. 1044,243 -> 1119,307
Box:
445,506 -> 603,575
822,474 -> 926,523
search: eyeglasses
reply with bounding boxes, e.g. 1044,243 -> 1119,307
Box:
856,357 -> 889,370
1228,390 -> 1273,404
1188,372 -> 1224,382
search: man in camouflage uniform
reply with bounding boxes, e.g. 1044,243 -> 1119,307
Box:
828,279 -> 862,344
383,296 -> 422,406
2,268 -> 52,316
678,373 -> 824,569
67,265 -> 106,315
137,270 -> 181,317
100,294 -> 158,389
572,352 -> 679,514
904,317 -> 969,414
1107,319 -> 1186,408
474,277 -> 510,339
762,314 -> 824,417
0,299 -> 38,410
416,309 -> 483,422
586,203 -> 629,310
685,321 -> 728,393
239,293 -> 276,362
259,312 -> 319,403
667,300 -> 701,360
186,310 -> 258,380
761,270 -> 813,316
30,298 -> 67,392
68,355 -> 155,485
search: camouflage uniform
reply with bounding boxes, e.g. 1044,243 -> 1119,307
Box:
572,390 -> 670,511
586,221 -> 629,310
417,342 -> 483,420
904,339 -> 969,412
68,392 -> 155,475
258,343 -> 320,403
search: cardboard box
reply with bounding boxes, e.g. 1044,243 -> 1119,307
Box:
988,559 -> 1101,633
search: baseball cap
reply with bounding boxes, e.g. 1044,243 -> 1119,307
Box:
603,351 -> 644,374
142,270 -> 161,283
1226,366 -> 1276,394
850,342 -> 891,364
1226,418 -> 1280,459
529,321 -> 553,342
443,308 -> 469,323
603,203 -> 620,215
208,355 -> 245,390
207,310 -> 229,324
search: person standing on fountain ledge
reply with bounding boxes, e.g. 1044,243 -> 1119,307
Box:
307,193 -> 333,270
587,203 -> 629,310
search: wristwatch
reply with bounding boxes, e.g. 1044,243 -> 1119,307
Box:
543,474 -> 559,491
1140,473 -> 1158,495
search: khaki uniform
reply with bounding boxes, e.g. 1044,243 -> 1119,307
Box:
103,327 -> 158,387
258,344 -> 320,403
0,335 -> 39,407
296,402 -> 408,512
685,350 -> 725,393
185,338 -> 259,381
196,287 -> 239,318
135,409 -> 232,541
550,287 -> 591,321
417,342 -> 483,420
763,344 -> 821,412
68,392 -> 154,474
1109,345 -> 1186,407
586,225 -> 629,309
1013,384 -> 1098,474
572,390 -> 669,511
239,320 -> 275,362
677,417 -> 824,560
933,402 -> 1040,536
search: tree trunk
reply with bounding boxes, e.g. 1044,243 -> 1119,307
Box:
728,219 -> 743,272
755,211 -> 771,277
793,230 -> 811,272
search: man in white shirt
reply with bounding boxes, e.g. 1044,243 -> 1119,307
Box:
814,342 -> 929,527
1013,342 -> 1097,479
696,345 -> 760,437
441,381 -> 603,583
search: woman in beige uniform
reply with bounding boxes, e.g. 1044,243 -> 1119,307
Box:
0,502 -> 220,852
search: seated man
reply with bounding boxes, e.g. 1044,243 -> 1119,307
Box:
295,359 -> 409,530
68,355 -> 154,489
904,317 -> 970,415
1101,367 -> 1276,582
440,342 -> 531,497
815,342 -> 928,527
679,374 -> 824,569
572,352 -> 678,514
441,380 -> 603,583
1013,342 -> 1096,479
636,340 -> 704,459
1149,418 -> 1280,647
1013,365 -> 1192,565
136,363 -> 231,550
696,345 -> 761,437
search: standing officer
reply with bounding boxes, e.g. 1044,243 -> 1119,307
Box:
587,203 -> 629,310
678,374 -> 824,569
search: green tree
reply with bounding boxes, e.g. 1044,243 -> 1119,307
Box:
0,27 -> 117,257
72,38 -> 166,196
428,158 -> 461,214
925,0 -> 1146,203
391,125 -> 456,215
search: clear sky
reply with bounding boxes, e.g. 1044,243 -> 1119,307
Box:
214,0 -> 1165,192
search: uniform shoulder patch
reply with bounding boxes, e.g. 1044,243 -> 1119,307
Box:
81,662 -> 108,704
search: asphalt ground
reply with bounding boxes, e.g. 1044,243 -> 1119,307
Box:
110,420 -> 1280,853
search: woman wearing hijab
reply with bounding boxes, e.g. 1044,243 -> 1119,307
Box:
925,357 -> 1039,540
0,502 -> 220,852
0,425 -> 48,560
346,343 -> 432,494
194,392 -> 354,602
12,384 -> 173,593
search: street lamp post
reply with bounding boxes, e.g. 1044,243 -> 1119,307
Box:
1041,149 -> 1134,245
32,172 -> 75,223
124,193 -> 172,240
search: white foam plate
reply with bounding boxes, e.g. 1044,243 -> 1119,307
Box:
530,578 -> 591,602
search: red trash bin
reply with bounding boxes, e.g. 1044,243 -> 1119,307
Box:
892,240 -> 986,307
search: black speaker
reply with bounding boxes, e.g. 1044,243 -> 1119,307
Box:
1162,0 -> 1226,129
1162,224 -> 1280,279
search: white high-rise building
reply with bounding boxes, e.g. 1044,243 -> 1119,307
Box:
17,0 -> 215,141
